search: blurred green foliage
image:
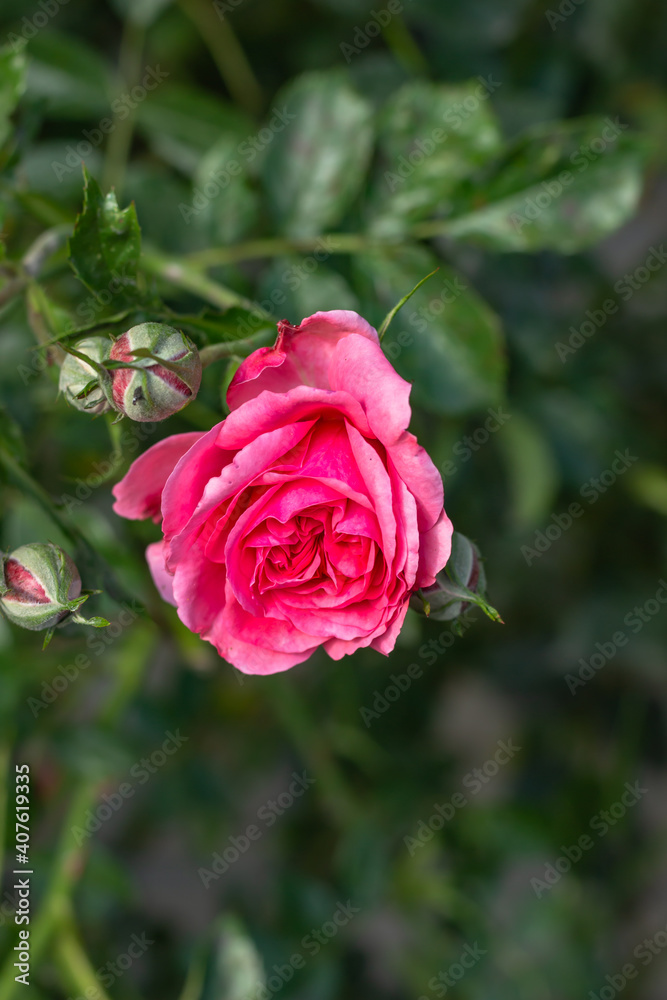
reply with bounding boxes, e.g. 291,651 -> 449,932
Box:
0,0 -> 666,998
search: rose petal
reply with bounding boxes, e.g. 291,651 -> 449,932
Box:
370,601 -> 410,656
346,423 -> 397,569
227,310 -> 378,409
329,334 -> 412,446
389,431 -> 445,531
219,385 -> 371,450
206,584 -> 321,675
172,541 -> 228,636
161,424 -> 230,542
112,432 -> 203,522
416,509 -> 454,588
145,541 -> 176,605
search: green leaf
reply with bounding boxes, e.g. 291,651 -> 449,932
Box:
497,414 -> 560,530
0,407 -> 27,469
175,308 -> 275,344
135,84 -> 252,175
68,166 -> 142,307
191,135 -> 260,244
0,42 -> 27,148
367,79 -> 503,236
261,71 -> 375,238
26,31 -> 112,120
26,284 -> 74,341
354,246 -> 506,415
197,916 -> 265,1000
626,463 -> 667,517
431,118 -> 647,252
108,0 -> 174,26
257,258 -> 359,322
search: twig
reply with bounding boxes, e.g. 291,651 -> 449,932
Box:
177,0 -> 263,116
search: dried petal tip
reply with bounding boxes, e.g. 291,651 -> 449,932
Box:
0,543 -> 109,638
109,323 -> 202,422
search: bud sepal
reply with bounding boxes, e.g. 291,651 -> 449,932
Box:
411,532 -> 503,627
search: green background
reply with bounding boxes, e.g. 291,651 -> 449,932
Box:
0,0 -> 666,997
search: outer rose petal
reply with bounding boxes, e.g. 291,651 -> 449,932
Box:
145,541 -> 176,605
370,601 -> 410,655
416,510 -> 454,588
388,431 -> 445,531
112,432 -> 203,522
161,423 -> 232,544
329,334 -> 412,446
227,310 -> 378,409
172,543 -> 228,636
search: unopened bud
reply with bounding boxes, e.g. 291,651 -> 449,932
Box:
59,337 -> 114,414
109,323 -> 201,422
411,533 -> 502,626
0,543 -> 109,643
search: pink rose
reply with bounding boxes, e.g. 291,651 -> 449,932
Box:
112,311 -> 453,674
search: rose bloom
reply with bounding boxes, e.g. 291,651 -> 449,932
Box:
113,311 -> 453,674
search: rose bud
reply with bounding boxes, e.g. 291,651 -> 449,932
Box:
411,532 -> 502,625
109,323 -> 202,422
59,336 -> 114,415
0,543 -> 109,645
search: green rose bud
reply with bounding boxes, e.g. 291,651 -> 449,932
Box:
411,532 -> 503,627
59,336 -> 114,415
108,323 -> 202,422
0,543 -> 109,646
